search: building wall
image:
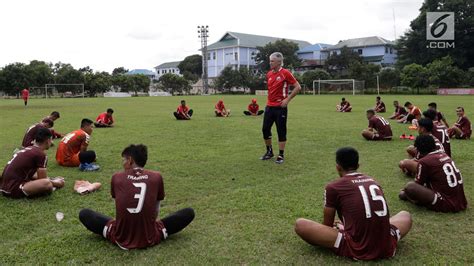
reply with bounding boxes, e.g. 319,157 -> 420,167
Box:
322,45 -> 397,65
207,47 -> 259,78
155,67 -> 181,79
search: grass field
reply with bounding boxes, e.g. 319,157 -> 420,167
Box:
0,95 -> 473,264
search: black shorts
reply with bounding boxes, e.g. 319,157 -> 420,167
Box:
262,106 -> 288,141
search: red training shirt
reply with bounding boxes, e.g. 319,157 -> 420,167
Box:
266,68 -> 297,107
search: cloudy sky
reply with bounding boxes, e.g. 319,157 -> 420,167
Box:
0,0 -> 424,73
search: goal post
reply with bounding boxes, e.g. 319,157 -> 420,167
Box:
312,79 -> 365,95
45,84 -> 85,98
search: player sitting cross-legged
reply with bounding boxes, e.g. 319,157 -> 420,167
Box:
244,98 -> 264,116
389,100 -> 407,120
173,100 -> 193,120
423,109 -> 451,157
448,107 -> 472,140
94,108 -> 114,128
22,119 -> 54,148
1,128 -> 65,199
361,109 -> 392,141
336,97 -> 352,112
374,96 -> 386,113
79,144 -> 195,250
215,100 -> 230,117
294,147 -> 412,261
399,135 -> 467,213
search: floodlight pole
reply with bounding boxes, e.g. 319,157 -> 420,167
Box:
376,75 -> 380,95
198,25 -> 209,95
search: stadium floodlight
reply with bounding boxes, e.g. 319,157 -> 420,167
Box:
312,79 -> 365,95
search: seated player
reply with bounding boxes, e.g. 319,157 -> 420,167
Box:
336,97 -> 352,112
448,107 -> 471,139
399,118 -> 444,176
389,100 -> 407,120
244,98 -> 264,116
1,128 -> 65,198
78,144 -> 195,250
42,111 -> 64,139
428,102 -> 449,127
294,147 -> 412,261
56,118 -> 100,171
22,119 -> 54,148
399,135 -> 467,213
423,109 -> 451,157
397,102 -> 421,125
374,96 -> 386,113
215,100 -> 230,117
361,109 -> 392,141
94,108 -> 114,128
173,100 -> 193,120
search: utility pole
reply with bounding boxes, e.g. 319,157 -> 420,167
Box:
198,25 -> 209,95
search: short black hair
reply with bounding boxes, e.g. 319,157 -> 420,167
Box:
35,127 -> 52,143
418,118 -> 433,132
81,118 -> 93,128
404,101 -> 411,107
336,147 -> 359,171
122,144 -> 148,167
342,97 -> 346,101
50,111 -> 60,118
423,109 -> 437,120
43,119 -> 54,127
457,106 -> 464,112
414,135 -> 436,155
376,96 -> 381,100
366,109 -> 375,115
181,100 -> 186,104
393,100 -> 399,104
107,108 -> 114,114
428,102 -> 437,109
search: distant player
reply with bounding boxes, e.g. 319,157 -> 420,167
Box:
42,111 -> 64,139
399,118 -> 444,176
173,100 -> 193,120
22,119 -> 54,148
260,52 -> 301,164
94,108 -> 114,128
423,109 -> 451,157
215,100 -> 230,117
397,102 -> 421,125
336,97 -> 352,112
389,101 -> 407,120
21,88 -> 29,106
79,144 -> 195,250
244,98 -> 264,116
428,102 -> 449,127
374,96 -> 386,113
399,135 -> 467,213
56,118 -> 99,171
448,107 -> 471,139
1,128 -> 64,198
294,147 -> 412,260
361,109 -> 392,141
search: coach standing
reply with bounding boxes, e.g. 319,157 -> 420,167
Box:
260,52 -> 301,164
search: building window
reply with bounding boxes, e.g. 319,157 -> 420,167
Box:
213,52 -> 216,60
172,69 -> 175,73
358,49 -> 363,55
390,47 -> 393,54
207,53 -> 211,60
385,47 -> 389,53
234,52 -> 238,60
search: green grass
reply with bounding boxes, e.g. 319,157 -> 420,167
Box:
0,95 -> 473,264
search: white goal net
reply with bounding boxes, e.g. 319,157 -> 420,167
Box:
45,84 -> 85,98
312,79 -> 365,95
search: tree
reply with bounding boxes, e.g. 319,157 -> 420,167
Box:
26,60 -> 54,87
158,73 -> 191,95
0,63 -> 30,95
301,69 -> 331,89
467,68 -> 474,86
348,61 -> 381,88
214,66 -> 241,92
401,63 -> 429,88
131,75 -> 151,95
53,62 -> 84,93
325,46 -> 363,77
426,56 -> 465,87
178,55 -> 202,79
112,67 -> 128,76
84,71 -> 112,96
396,0 -> 474,70
254,39 -> 301,71
379,68 -> 401,89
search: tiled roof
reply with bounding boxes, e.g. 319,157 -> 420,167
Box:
207,32 -> 311,50
155,61 -> 181,69
324,36 -> 394,50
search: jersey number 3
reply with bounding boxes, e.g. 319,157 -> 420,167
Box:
358,185 -> 387,218
127,183 -> 147,214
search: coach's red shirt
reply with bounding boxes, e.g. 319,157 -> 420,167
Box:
248,103 -> 259,114
105,168 -> 165,249
368,116 -> 392,139
96,112 -> 114,125
454,116 -> 472,138
325,173 -> 396,260
266,68 -> 297,107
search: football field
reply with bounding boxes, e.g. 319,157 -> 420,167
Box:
0,95 -> 473,264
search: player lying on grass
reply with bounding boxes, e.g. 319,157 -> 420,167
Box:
94,108 -> 114,128
374,96 -> 386,113
423,109 -> 451,157
56,118 -> 100,171
399,118 -> 445,176
79,144 -> 195,250
428,102 -> 449,127
22,119 -> 54,148
244,98 -> 264,116
399,135 -> 467,213
397,102 -> 421,125
389,100 -> 407,120
173,100 -> 193,120
448,107 -> 471,140
361,109 -> 392,141
42,111 -> 64,139
336,97 -> 352,112
215,100 -> 230,117
294,147 -> 412,261
1,128 -> 64,198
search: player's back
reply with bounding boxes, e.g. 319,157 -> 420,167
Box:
109,168 -> 165,249
370,116 -> 392,138
22,123 -> 43,148
432,124 -> 451,157
56,129 -> 88,162
326,173 -> 394,260
1,146 -> 46,192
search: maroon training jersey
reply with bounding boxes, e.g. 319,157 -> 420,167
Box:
1,146 -> 47,194
22,123 -> 45,148
416,151 -> 467,212
105,168 -> 165,249
368,115 -> 393,139
325,173 -> 395,260
431,124 -> 451,157
375,101 -> 386,112
454,116 -> 472,138
266,68 -> 297,107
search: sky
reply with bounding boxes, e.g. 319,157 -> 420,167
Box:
0,0 -> 424,73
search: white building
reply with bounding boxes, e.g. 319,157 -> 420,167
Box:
154,61 -> 182,79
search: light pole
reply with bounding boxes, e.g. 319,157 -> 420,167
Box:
198,25 -> 209,95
